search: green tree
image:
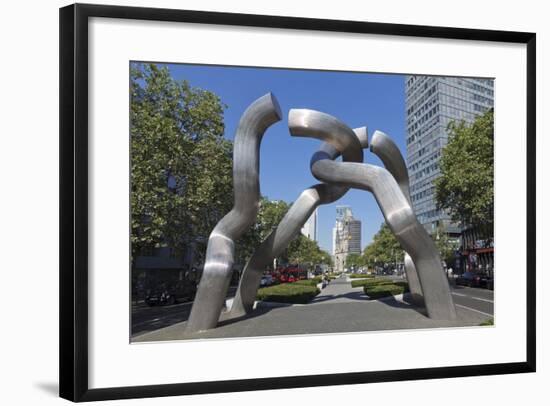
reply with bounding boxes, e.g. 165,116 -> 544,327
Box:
318,250 -> 333,267
363,222 -> 404,268
435,110 -> 494,236
345,253 -> 365,269
235,198 -> 290,265
130,63 -> 232,262
235,199 -> 333,269
432,224 -> 459,266
285,235 -> 332,270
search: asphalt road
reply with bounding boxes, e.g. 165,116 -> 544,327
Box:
380,275 -> 494,317
132,301 -> 194,336
131,286 -> 237,336
450,283 -> 494,317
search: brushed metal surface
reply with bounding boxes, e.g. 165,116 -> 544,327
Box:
229,121 -> 368,318
370,130 -> 424,304
185,93 -> 282,333
290,109 -> 456,320
370,130 -> 411,204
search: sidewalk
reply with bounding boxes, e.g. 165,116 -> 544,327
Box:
132,276 -> 491,342
308,277 -> 367,304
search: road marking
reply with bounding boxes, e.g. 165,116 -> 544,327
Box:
455,303 -> 493,317
452,292 -> 494,303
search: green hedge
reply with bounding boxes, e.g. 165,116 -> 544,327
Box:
293,277 -> 322,287
363,282 -> 409,299
349,274 -> 375,279
351,278 -> 393,288
257,284 -> 320,304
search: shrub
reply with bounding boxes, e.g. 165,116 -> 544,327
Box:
351,278 -> 393,288
257,284 -> 320,304
349,274 -> 375,279
479,318 -> 494,326
363,282 -> 409,299
294,278 -> 321,287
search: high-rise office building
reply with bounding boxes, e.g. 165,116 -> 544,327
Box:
405,75 -> 494,236
301,208 -> 318,242
332,205 -> 362,272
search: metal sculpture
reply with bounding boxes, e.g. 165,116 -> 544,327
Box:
185,98 -> 457,333
229,121 -> 368,318
185,93 -> 282,334
369,130 -> 424,304
289,109 -> 456,320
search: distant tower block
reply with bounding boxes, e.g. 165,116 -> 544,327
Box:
332,205 -> 361,271
301,208 -> 318,241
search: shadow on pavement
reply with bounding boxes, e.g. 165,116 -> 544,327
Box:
309,290 -> 371,303
374,293 -> 428,317
217,306 -> 277,328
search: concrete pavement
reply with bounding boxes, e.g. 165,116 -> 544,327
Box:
132,276 -> 493,342
307,277 -> 367,304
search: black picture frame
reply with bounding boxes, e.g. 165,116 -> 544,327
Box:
59,3 -> 536,402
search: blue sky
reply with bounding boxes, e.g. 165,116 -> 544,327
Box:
160,62 -> 407,253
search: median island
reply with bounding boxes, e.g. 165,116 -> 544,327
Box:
256,277 -> 323,304
348,273 -> 375,279
351,277 -> 409,299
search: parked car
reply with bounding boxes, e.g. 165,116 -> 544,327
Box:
260,275 -> 274,287
455,272 -> 493,289
145,281 -> 196,306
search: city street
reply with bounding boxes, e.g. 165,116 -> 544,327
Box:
450,284 -> 494,318
132,275 -> 493,342
132,286 -> 237,336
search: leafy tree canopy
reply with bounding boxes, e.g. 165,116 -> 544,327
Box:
362,222 -> 404,267
235,198 -> 290,265
345,253 -> 365,268
286,234 -> 332,269
236,198 -> 332,269
432,223 -> 459,266
130,63 -> 232,260
435,110 -> 494,235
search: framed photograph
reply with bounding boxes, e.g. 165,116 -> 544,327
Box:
59,3 -> 536,402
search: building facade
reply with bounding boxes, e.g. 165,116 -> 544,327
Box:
405,75 -> 494,272
301,208 -> 318,242
332,206 -> 362,272
460,226 -> 494,278
405,75 -> 494,234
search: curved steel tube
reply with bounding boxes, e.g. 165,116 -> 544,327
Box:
290,109 -> 456,320
370,130 -> 423,304
370,130 -> 411,204
185,93 -> 282,333
229,121 -> 367,317
403,254 -> 423,303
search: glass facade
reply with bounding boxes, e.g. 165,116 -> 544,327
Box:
405,75 -> 494,234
